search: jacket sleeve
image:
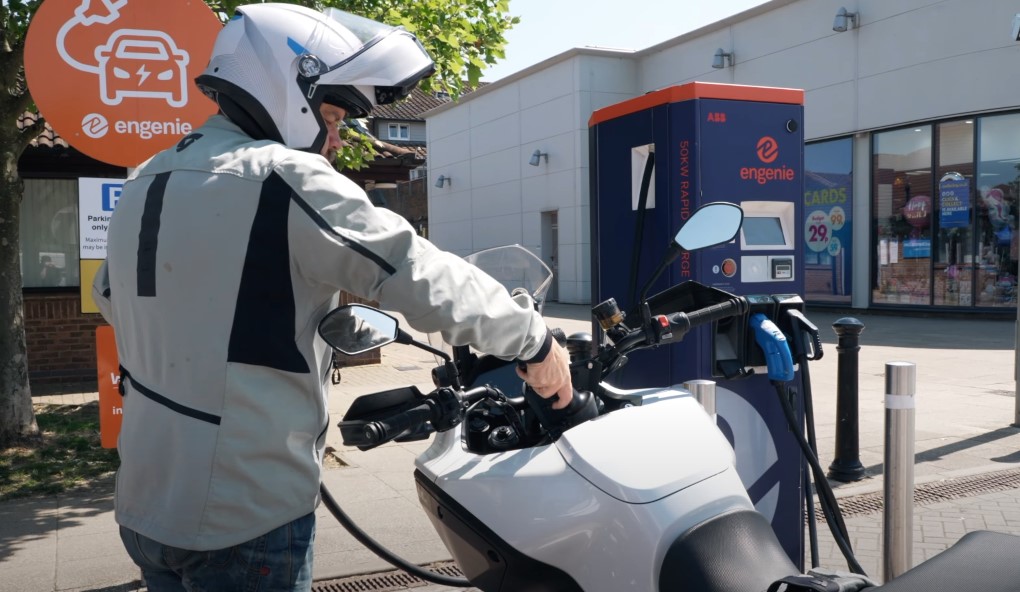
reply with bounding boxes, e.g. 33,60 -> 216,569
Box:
279,156 -> 551,362
91,259 -> 114,324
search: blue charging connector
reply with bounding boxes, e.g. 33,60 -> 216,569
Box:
751,313 -> 794,382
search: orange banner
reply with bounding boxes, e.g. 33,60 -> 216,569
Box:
95,325 -> 122,449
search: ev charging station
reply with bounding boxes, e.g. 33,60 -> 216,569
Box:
588,82 -> 807,567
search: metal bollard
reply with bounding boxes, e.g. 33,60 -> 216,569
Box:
684,379 -> 716,421
883,361 -> 916,581
828,317 -> 867,482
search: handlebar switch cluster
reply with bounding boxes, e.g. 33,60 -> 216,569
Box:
429,387 -> 463,432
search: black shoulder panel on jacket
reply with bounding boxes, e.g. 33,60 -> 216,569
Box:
137,172 -> 171,297
227,172 -> 310,374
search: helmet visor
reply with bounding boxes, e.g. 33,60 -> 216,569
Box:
310,8 -> 398,71
322,8 -> 397,45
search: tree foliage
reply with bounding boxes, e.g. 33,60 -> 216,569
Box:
0,0 -> 517,444
206,0 -> 519,170
209,0 -> 518,97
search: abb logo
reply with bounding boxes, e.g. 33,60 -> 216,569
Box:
740,136 -> 795,185
707,112 -> 727,123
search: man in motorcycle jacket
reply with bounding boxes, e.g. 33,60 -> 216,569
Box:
91,4 -> 573,590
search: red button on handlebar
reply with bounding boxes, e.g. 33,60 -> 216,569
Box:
656,315 -> 669,328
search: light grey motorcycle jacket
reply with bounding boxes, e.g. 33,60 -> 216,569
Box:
92,115 -> 551,551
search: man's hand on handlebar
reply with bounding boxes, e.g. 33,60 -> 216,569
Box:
516,340 -> 574,410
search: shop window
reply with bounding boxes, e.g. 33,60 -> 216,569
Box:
933,120 -> 974,306
873,126 -> 933,306
804,138 -> 852,304
20,179 -> 80,288
975,114 -> 1020,307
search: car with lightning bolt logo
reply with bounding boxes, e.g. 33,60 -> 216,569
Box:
95,29 -> 190,108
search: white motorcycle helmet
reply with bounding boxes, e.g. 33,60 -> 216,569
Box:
196,3 -> 434,154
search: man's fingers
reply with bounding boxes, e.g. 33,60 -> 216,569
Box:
549,384 -> 573,410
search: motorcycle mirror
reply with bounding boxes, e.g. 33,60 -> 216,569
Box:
318,304 -> 399,355
674,202 -> 744,251
637,202 -> 744,318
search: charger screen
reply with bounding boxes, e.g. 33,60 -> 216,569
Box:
742,216 -> 786,246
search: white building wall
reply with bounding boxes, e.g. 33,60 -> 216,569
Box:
427,0 -> 1020,304
428,52 -> 640,303
639,0 -> 1020,140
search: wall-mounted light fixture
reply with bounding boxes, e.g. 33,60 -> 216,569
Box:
832,7 -> 859,32
712,48 -> 734,69
529,149 -> 548,167
435,175 -> 450,188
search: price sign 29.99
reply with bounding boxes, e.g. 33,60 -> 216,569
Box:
805,210 -> 831,253
805,206 -> 847,255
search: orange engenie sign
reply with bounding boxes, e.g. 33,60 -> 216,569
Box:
25,0 -> 222,167
95,325 -> 122,448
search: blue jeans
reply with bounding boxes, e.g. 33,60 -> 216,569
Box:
119,512 -> 315,592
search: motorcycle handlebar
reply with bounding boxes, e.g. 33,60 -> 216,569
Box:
341,385 -> 503,449
356,404 -> 434,447
666,296 -> 748,337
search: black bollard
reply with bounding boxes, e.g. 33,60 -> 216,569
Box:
827,317 -> 867,482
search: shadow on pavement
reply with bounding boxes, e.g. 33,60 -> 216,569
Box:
76,583 -> 143,592
0,482 -> 114,564
805,308 -> 1014,351
543,303 -> 1015,351
862,425 -> 1020,476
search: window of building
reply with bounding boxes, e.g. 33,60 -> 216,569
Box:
804,138 -> 853,304
872,126 -> 933,306
933,120 -> 974,306
872,115 -> 1020,309
20,179 -> 80,288
975,113 -> 1020,307
387,123 -> 410,141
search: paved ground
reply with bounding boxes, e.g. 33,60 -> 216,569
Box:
3,303 -> 1020,591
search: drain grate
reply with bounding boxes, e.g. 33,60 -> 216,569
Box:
312,562 -> 465,592
824,466 -> 1020,518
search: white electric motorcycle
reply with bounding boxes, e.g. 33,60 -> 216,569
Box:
318,203 -> 1020,592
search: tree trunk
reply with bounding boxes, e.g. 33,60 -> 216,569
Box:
0,140 -> 37,446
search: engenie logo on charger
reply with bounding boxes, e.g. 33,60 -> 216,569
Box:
740,135 -> 796,186
81,112 -> 193,140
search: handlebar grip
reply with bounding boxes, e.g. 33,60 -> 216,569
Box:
670,297 -> 747,332
341,404 -> 433,448
523,386 -> 599,440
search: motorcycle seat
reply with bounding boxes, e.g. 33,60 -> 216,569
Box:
871,530 -> 1020,591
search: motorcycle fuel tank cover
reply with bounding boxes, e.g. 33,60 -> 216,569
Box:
556,393 -> 734,503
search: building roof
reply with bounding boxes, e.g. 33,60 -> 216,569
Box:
18,112 -> 68,149
372,137 -> 426,163
371,88 -> 450,121
372,83 -> 488,121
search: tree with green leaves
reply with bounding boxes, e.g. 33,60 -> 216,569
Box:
0,0 -> 518,446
